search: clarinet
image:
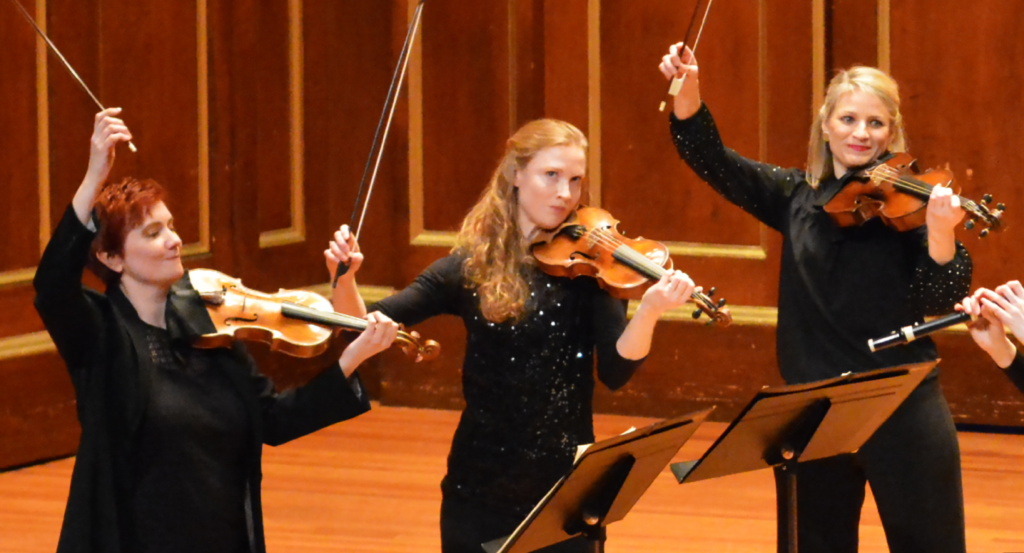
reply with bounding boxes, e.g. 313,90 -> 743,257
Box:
868,311 -> 973,352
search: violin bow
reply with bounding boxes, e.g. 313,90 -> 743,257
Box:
659,0 -> 715,112
8,0 -> 138,152
334,0 -> 426,285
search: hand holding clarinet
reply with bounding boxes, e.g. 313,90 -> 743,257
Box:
959,282 -> 1024,369
867,280 -> 1024,369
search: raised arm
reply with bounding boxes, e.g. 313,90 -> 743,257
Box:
34,110 -> 133,378
326,224 -> 367,317
659,43 -> 800,231
72,108 -> 133,224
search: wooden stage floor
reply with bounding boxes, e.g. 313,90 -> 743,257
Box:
2,404 -> 1022,552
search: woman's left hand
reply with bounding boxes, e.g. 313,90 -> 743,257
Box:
926,184 -> 965,233
637,270 -> 696,318
337,311 -> 400,376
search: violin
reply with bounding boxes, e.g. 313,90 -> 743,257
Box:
186,269 -> 440,362
530,207 -> 732,326
824,152 -> 1005,236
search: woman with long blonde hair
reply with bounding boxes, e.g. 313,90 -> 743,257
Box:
660,43 -> 969,552
328,118 -> 695,552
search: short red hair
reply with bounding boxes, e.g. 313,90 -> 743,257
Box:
88,177 -> 167,281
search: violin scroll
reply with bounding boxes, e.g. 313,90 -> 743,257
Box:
394,329 -> 440,363
963,193 -> 1005,238
691,287 -> 732,326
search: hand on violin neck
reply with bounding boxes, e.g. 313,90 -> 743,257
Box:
615,271 -> 698,360
337,311 -> 399,377
659,42 -> 701,120
925,184 -> 963,264
636,271 -> 697,319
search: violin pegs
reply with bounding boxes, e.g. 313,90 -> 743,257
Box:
966,168 -> 973,180
707,287 -> 716,298
980,228 -> 990,238
983,194 -> 993,204
717,298 -> 727,308
692,309 -> 703,320
997,202 -> 1006,212
964,220 -> 975,230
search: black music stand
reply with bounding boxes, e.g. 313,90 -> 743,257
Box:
482,408 -> 714,553
670,362 -> 934,553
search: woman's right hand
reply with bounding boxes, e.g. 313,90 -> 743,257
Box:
324,224 -> 364,283
989,281 -> 1024,340
658,42 -> 701,120
85,108 -> 132,188
73,108 -> 133,223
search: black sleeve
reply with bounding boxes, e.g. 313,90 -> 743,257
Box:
591,291 -> 645,391
232,344 -> 371,447
907,229 -> 973,316
669,104 -> 803,232
33,205 -> 106,381
1004,352 -> 1024,395
368,254 -> 463,326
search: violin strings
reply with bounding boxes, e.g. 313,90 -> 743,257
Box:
869,169 -> 990,219
585,228 -> 716,309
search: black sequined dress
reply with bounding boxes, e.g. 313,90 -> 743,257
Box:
370,254 -> 643,517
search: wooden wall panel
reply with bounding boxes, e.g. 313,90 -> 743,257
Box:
600,0 -> 779,311
255,0 -> 294,236
883,0 -> 1024,426
0,2 -> 41,276
5,0 -> 1024,470
0,0 -> 403,469
419,0 -> 512,233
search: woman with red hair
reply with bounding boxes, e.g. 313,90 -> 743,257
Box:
328,118 -> 696,552
33,108 -> 399,553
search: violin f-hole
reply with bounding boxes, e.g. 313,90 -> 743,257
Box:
225,314 -> 259,326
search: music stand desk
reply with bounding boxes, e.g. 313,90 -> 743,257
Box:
484,408 -> 714,553
672,362 -> 935,553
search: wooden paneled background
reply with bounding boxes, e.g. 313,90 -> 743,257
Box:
2,0 -> 1023,470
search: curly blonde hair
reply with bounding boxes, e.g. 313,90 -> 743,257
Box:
806,66 -> 907,188
455,119 -> 588,323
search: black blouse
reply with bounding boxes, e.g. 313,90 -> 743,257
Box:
33,205 -> 373,553
370,253 -> 644,517
670,104 -> 972,384
129,326 -> 249,553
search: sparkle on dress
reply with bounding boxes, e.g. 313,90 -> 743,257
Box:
371,254 -> 643,517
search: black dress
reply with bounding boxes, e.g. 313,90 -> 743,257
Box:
670,105 -> 971,553
34,205 -> 373,553
370,253 -> 644,552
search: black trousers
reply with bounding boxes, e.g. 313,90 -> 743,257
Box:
440,495 -> 589,553
775,374 -> 966,553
